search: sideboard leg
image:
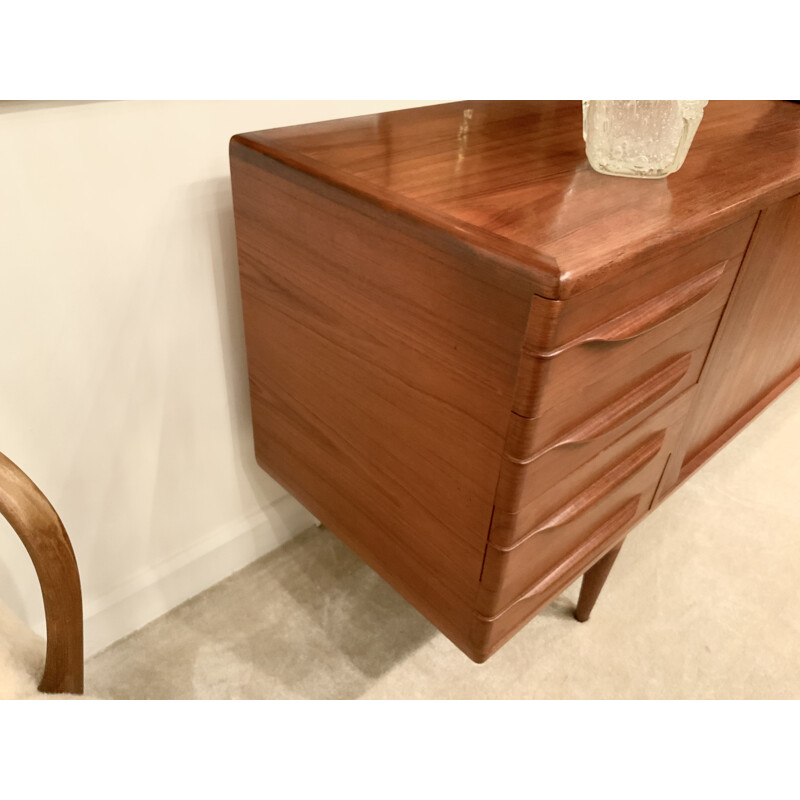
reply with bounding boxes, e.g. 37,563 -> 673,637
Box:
574,541 -> 624,623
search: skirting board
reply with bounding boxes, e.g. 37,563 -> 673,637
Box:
32,493 -> 317,658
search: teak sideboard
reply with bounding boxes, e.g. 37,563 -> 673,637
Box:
230,101 -> 800,662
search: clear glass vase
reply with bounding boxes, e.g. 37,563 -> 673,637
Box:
582,100 -> 708,179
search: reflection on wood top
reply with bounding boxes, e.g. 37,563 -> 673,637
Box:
233,100 -> 800,299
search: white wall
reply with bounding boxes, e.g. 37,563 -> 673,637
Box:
0,100 -> 437,656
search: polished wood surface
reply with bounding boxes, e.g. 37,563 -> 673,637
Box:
503,352 -> 693,463
231,101 -> 800,663
524,215 -> 756,351
657,191 -> 800,498
575,542 -> 624,623
526,260 -> 730,357
492,388 -> 694,547
235,101 -> 800,299
671,360 -> 800,494
511,245 -> 741,422
471,507 -> 637,660
480,423 -> 678,616
0,452 -> 83,694
231,145 -> 534,649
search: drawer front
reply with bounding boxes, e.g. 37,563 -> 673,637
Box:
524,214 -> 756,353
470,505 -> 636,662
478,396 -> 688,616
510,254 -> 740,431
492,386 -> 695,545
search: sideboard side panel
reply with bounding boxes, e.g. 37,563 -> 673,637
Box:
230,146 -> 536,653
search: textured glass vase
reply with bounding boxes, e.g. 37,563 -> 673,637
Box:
582,100 -> 708,179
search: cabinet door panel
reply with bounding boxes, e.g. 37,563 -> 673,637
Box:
659,194 -> 800,492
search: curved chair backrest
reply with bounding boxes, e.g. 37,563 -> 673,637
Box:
0,451 -> 83,694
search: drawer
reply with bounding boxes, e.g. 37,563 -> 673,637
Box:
510,254 -> 740,433
492,385 -> 695,545
478,391 -> 689,616
470,503 -> 635,662
504,340 -> 700,465
524,215 -> 756,353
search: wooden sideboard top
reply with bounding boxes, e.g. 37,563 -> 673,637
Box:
232,100 -> 800,300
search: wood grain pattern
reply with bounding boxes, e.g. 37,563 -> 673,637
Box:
234,101 -> 800,299
231,145 -> 536,656
655,192 -> 800,504
672,360 -> 800,492
512,290 -> 731,425
529,261 -> 729,357
575,541 -> 624,623
512,254 -> 740,420
667,193 -> 800,473
249,386 -> 478,649
0,452 -> 83,694
504,352 -> 693,463
471,503 -> 638,661
231,102 -> 800,663
501,432 -> 666,539
479,426 -> 675,616
492,387 -> 695,545
524,215 -> 756,351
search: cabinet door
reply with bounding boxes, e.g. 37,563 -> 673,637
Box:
657,192 -> 800,497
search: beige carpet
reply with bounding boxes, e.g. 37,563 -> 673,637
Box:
0,599 -> 47,699
0,601 -> 90,700
78,379 -> 800,699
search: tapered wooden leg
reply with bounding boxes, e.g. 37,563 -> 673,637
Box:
574,541 -> 624,623
0,451 -> 84,694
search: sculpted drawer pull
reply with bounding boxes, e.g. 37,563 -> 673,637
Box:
494,432 -> 665,552
530,261 -> 728,358
511,353 -> 693,464
476,497 -> 640,622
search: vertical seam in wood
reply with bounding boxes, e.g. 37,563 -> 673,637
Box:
673,211 -> 764,472
650,453 -> 673,509
476,285 -> 542,594
478,506 -> 495,582
697,212 -> 763,380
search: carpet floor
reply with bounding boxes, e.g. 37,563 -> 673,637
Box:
80,379 -> 800,700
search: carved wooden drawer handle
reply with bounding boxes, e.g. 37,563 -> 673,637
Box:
532,261 -> 728,358
477,497 -> 640,622
494,432 -> 664,552
512,353 -> 693,464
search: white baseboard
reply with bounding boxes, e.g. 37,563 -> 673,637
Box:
32,494 -> 316,658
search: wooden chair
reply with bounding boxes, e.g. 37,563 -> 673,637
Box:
0,451 -> 83,694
